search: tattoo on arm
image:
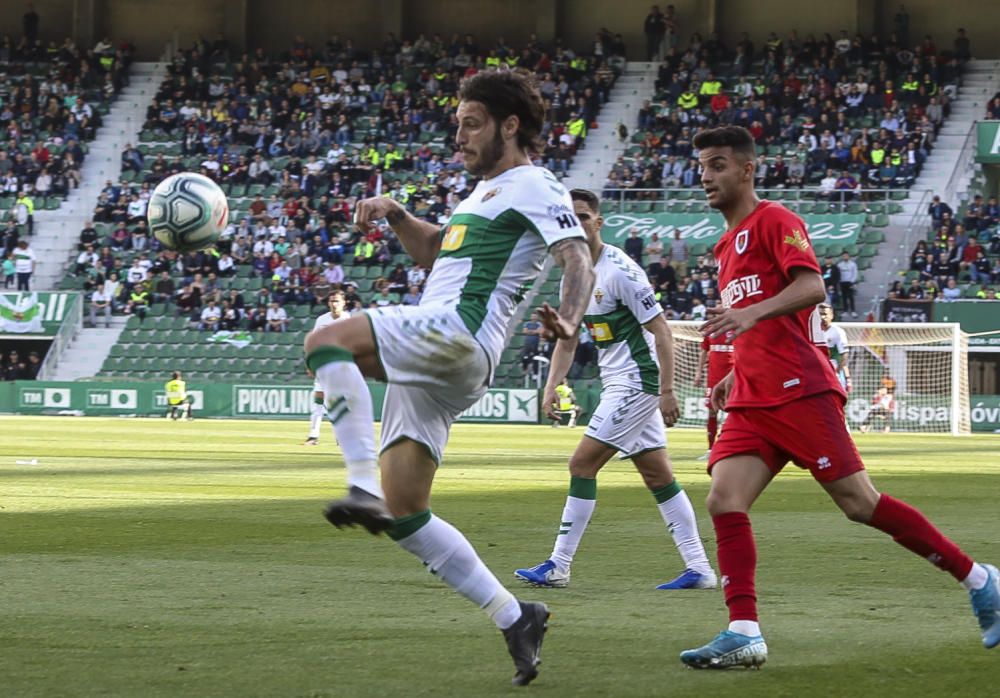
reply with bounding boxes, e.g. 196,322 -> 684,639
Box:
551,238 -> 595,327
385,208 -> 406,225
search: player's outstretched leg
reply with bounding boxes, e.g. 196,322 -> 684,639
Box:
515,476 -> 596,588
391,509 -> 549,685
649,479 -> 716,590
306,343 -> 391,534
848,486 -> 1000,649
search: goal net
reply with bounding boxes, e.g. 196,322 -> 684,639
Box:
669,321 -> 970,435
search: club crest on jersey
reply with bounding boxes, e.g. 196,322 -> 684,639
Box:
735,229 -> 749,254
784,229 -> 810,252
481,187 -> 502,202
594,288 -> 605,304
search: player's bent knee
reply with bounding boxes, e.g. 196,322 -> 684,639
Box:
705,488 -> 751,517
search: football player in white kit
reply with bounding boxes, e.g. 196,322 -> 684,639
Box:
515,189 -> 716,590
304,290 -> 348,445
303,69 -> 596,686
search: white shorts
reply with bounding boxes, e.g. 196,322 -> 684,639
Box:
367,305 -> 490,464
312,380 -> 323,394
585,387 -> 666,458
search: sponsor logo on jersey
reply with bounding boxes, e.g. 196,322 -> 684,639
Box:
481,187 -> 502,202
555,212 -> 579,230
783,229 -> 810,251
587,321 -> 613,341
640,295 -> 656,310
594,288 -> 605,304
547,203 -> 572,217
783,378 -> 801,389
735,229 -> 749,254
441,224 -> 466,251
720,273 -> 762,307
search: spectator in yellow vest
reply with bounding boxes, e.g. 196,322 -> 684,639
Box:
677,90 -> 698,110
699,74 -> 722,96
15,191 -> 35,236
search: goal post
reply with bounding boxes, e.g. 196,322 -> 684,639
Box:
668,321 -> 970,435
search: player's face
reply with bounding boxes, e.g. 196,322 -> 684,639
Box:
328,295 -> 346,317
572,200 -> 603,247
819,306 -> 833,327
698,147 -> 752,211
456,100 -> 506,177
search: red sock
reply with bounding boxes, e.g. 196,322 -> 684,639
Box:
707,414 -> 718,449
713,512 -> 758,622
868,494 -> 974,581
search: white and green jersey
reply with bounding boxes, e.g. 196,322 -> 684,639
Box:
582,244 -> 662,394
421,165 -> 585,366
824,324 -> 849,381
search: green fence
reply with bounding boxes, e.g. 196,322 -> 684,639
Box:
0,381 -> 540,424
2,381 -> 999,433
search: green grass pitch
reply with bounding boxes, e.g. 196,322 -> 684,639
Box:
2,416 -> 1000,697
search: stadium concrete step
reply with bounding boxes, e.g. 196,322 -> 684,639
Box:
33,61 -> 168,290
48,321 -> 129,381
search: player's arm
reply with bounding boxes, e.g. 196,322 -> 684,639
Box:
538,238 -> 595,340
542,336 -> 578,421
354,197 -> 440,268
643,314 -> 680,427
702,267 -> 826,339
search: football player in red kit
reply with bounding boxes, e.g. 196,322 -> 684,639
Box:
694,332 -> 734,457
679,125 -> 1000,669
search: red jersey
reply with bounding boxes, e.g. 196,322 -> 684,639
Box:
701,333 -> 735,386
713,201 -> 845,408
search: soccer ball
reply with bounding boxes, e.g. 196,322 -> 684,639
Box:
147,172 -> 228,252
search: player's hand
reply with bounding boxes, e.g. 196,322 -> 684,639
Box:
542,385 -> 560,421
659,390 -> 680,427
845,377 -> 853,394
692,372 -> 703,387
306,367 -> 315,379
538,302 -> 576,341
354,197 -> 405,231
701,305 -> 760,340
710,371 -> 734,412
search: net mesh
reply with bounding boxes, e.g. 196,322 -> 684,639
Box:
669,321 -> 969,434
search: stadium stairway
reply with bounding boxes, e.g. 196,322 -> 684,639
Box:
562,61 -> 660,194
856,59 -> 1000,309
48,316 -> 129,381
33,62 -> 168,291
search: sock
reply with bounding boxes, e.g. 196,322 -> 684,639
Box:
651,480 -> 712,574
729,620 -> 761,637
713,512 -> 758,622
962,563 -> 990,591
307,347 -> 380,497
390,510 -> 522,629
867,494 -> 975,581
707,413 -> 718,449
550,476 -> 597,572
308,398 -> 324,439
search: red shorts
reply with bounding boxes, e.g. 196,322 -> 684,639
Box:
708,390 -> 865,483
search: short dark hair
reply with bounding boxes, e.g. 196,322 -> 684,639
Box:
458,68 -> 546,155
693,125 -> 756,161
569,188 -> 600,212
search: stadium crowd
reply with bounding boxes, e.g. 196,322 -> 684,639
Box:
887,193 -> 1000,303
66,29 -> 624,329
0,16 -> 134,267
605,27 -> 970,199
